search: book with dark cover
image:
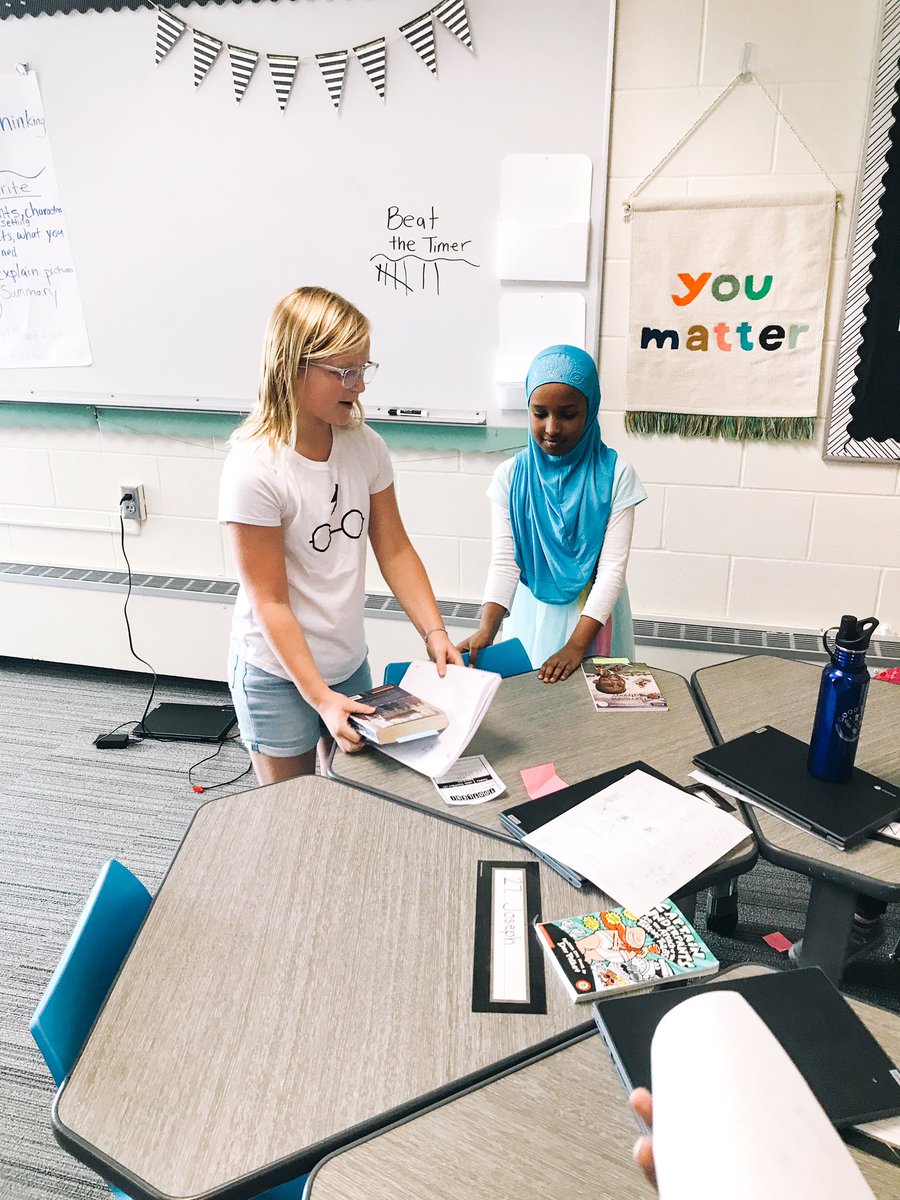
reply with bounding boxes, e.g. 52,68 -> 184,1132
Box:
348,683 -> 448,745
535,899 -> 718,1002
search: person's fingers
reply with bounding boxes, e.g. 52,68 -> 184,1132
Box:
456,638 -> 471,654
632,1136 -> 656,1188
446,645 -> 464,666
629,1087 -> 653,1127
435,647 -> 447,677
346,700 -> 376,714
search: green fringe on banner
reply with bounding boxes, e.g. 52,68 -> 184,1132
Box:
624,412 -> 816,441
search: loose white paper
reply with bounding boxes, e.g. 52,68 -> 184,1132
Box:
0,71 -> 91,368
431,754 -> 505,806
376,662 -> 501,779
652,992 -> 877,1200
523,769 -> 750,915
854,1113 -> 900,1149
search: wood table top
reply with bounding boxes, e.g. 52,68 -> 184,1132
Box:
693,655 -> 900,893
330,666 -> 756,890
305,962 -> 900,1199
55,776 -> 617,1200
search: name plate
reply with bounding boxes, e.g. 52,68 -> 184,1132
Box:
471,861 -> 546,1014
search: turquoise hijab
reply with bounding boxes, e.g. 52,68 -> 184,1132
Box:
509,345 -> 617,606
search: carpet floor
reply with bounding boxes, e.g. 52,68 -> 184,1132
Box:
1,656 -> 897,1199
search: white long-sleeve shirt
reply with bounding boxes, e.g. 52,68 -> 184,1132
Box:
482,455 -> 645,626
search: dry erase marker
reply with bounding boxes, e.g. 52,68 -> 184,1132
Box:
387,408 -> 429,418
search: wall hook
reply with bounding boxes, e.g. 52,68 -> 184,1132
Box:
739,43 -> 753,82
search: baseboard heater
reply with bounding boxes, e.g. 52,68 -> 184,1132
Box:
1,561 -> 898,668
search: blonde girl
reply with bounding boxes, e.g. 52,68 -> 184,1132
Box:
219,286 -> 461,784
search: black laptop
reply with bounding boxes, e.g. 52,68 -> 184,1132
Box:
693,726 -> 900,850
139,702 -> 238,743
593,967 -> 900,1128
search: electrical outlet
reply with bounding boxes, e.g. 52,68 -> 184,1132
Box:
119,484 -> 147,523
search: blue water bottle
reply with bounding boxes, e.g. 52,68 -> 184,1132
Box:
808,614 -> 879,782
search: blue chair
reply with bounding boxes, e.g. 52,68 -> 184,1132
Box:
29,860 -> 306,1200
30,859 -> 151,1199
383,636 -> 533,685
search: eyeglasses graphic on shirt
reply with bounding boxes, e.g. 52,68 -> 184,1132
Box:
309,508 -> 365,553
311,361 -> 379,388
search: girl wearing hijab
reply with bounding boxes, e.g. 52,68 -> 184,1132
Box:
458,345 -> 645,683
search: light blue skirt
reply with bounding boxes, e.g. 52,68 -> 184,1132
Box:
501,583 -> 636,668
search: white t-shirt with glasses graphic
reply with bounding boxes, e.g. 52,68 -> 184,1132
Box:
218,425 -> 393,685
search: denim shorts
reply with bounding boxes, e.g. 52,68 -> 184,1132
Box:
228,653 -> 373,757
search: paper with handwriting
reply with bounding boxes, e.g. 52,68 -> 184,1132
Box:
523,768 -> 750,915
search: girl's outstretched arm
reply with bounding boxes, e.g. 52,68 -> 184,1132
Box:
368,484 -> 463,675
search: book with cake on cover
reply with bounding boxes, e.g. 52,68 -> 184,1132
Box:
534,899 -> 718,1002
347,683 -> 448,745
581,659 -> 668,712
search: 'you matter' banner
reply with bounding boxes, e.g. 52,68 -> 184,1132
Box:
625,193 -> 835,440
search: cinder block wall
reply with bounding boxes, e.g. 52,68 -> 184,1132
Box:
1,1 -> 897,682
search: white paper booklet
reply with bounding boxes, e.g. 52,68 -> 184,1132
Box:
431,754 -> 506,805
375,662 -> 501,778
652,991 -> 877,1200
523,769 -> 750,914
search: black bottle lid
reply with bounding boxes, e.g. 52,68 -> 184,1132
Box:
834,614 -> 879,651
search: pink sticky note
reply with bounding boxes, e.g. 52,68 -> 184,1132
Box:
763,931 -> 794,953
521,763 -> 569,800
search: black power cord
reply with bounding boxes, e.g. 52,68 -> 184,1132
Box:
94,495 -> 251,792
188,733 -> 253,794
94,496 -> 158,745
117,495 -> 158,736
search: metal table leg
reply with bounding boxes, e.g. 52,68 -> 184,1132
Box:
794,878 -> 857,984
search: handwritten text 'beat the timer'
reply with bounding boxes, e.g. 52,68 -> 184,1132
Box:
372,205 -> 480,296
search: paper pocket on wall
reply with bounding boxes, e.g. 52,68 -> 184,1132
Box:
497,219 -> 590,282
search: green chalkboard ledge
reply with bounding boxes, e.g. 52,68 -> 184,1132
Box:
0,402 -> 527,453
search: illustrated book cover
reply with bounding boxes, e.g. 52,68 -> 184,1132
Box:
581,659 -> 668,712
534,899 -> 718,1002
348,683 -> 448,745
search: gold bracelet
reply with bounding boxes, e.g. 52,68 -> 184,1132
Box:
423,626 -> 448,645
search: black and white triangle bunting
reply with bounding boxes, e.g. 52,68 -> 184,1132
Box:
354,38 -> 387,100
316,50 -> 350,111
228,45 -> 259,104
435,0 -> 475,52
268,54 -> 300,112
154,2 -> 477,108
193,31 -> 223,89
400,11 -> 438,76
155,10 -> 186,66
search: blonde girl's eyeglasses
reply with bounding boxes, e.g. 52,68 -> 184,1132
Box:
312,361 -> 379,387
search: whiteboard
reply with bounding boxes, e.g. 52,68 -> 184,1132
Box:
0,1 -> 614,423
